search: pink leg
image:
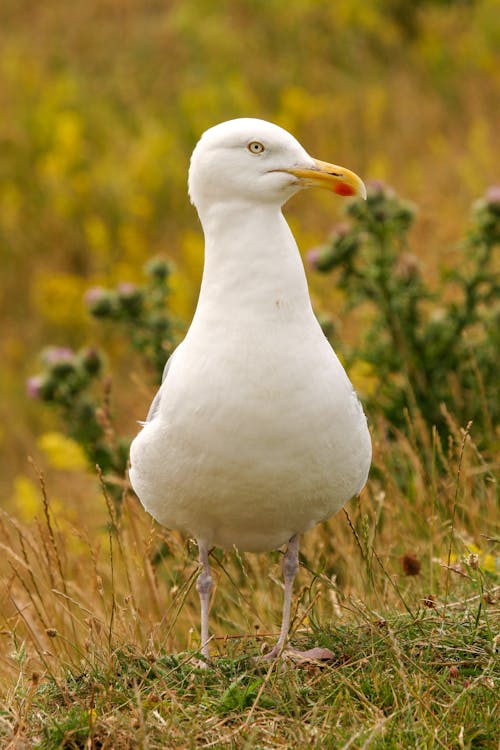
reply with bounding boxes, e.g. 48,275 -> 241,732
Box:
196,539 -> 213,666
263,535 -> 300,659
262,535 -> 335,663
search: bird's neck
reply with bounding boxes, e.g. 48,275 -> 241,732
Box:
194,202 -> 311,320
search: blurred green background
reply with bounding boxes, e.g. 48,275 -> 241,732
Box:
1,0 -> 499,506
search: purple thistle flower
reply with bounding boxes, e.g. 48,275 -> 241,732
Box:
41,347 -> 74,366
329,222 -> 351,240
366,179 -> 395,199
306,248 -> 322,269
84,286 -> 115,317
366,179 -> 385,193
116,282 -> 143,317
117,282 -> 138,296
80,347 -> 103,376
485,185 -> 500,206
84,286 -> 108,306
26,375 -> 43,399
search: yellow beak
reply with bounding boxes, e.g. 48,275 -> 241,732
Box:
284,158 -> 366,199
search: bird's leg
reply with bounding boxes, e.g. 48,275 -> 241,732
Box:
262,535 -> 336,664
263,534 -> 300,660
196,539 -> 213,665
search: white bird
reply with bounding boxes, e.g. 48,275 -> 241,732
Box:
129,118 -> 372,664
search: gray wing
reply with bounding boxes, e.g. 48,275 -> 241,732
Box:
142,345 -> 181,424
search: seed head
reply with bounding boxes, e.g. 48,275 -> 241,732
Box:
401,553 -> 421,576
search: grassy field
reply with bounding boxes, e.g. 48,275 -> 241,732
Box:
1,1 -> 499,747
1,411 -> 498,747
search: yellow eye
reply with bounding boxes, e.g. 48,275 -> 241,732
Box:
248,141 -> 265,154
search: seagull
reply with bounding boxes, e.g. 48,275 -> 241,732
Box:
129,118 -> 372,664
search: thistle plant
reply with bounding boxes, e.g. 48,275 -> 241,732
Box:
28,257 -> 175,503
85,256 -> 174,384
29,188 -> 498,497
308,183 -> 499,444
27,345 -> 121,473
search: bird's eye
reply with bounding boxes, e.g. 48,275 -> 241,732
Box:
247,141 -> 265,154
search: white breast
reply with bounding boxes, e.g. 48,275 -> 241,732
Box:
129,309 -> 371,552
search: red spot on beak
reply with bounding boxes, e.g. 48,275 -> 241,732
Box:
334,183 -> 356,197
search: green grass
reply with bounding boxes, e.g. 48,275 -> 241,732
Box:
4,608 -> 498,749
1,411 -> 498,748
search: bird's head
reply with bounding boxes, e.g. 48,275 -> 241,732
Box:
188,118 -> 366,214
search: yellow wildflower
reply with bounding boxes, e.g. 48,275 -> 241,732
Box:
479,555 -> 496,575
11,476 -> 40,521
84,215 -> 110,256
349,360 -> 379,397
37,432 -> 87,471
127,193 -> 152,219
119,223 -> 147,264
33,272 -> 88,328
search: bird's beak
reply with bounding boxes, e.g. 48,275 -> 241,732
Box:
283,159 -> 367,199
